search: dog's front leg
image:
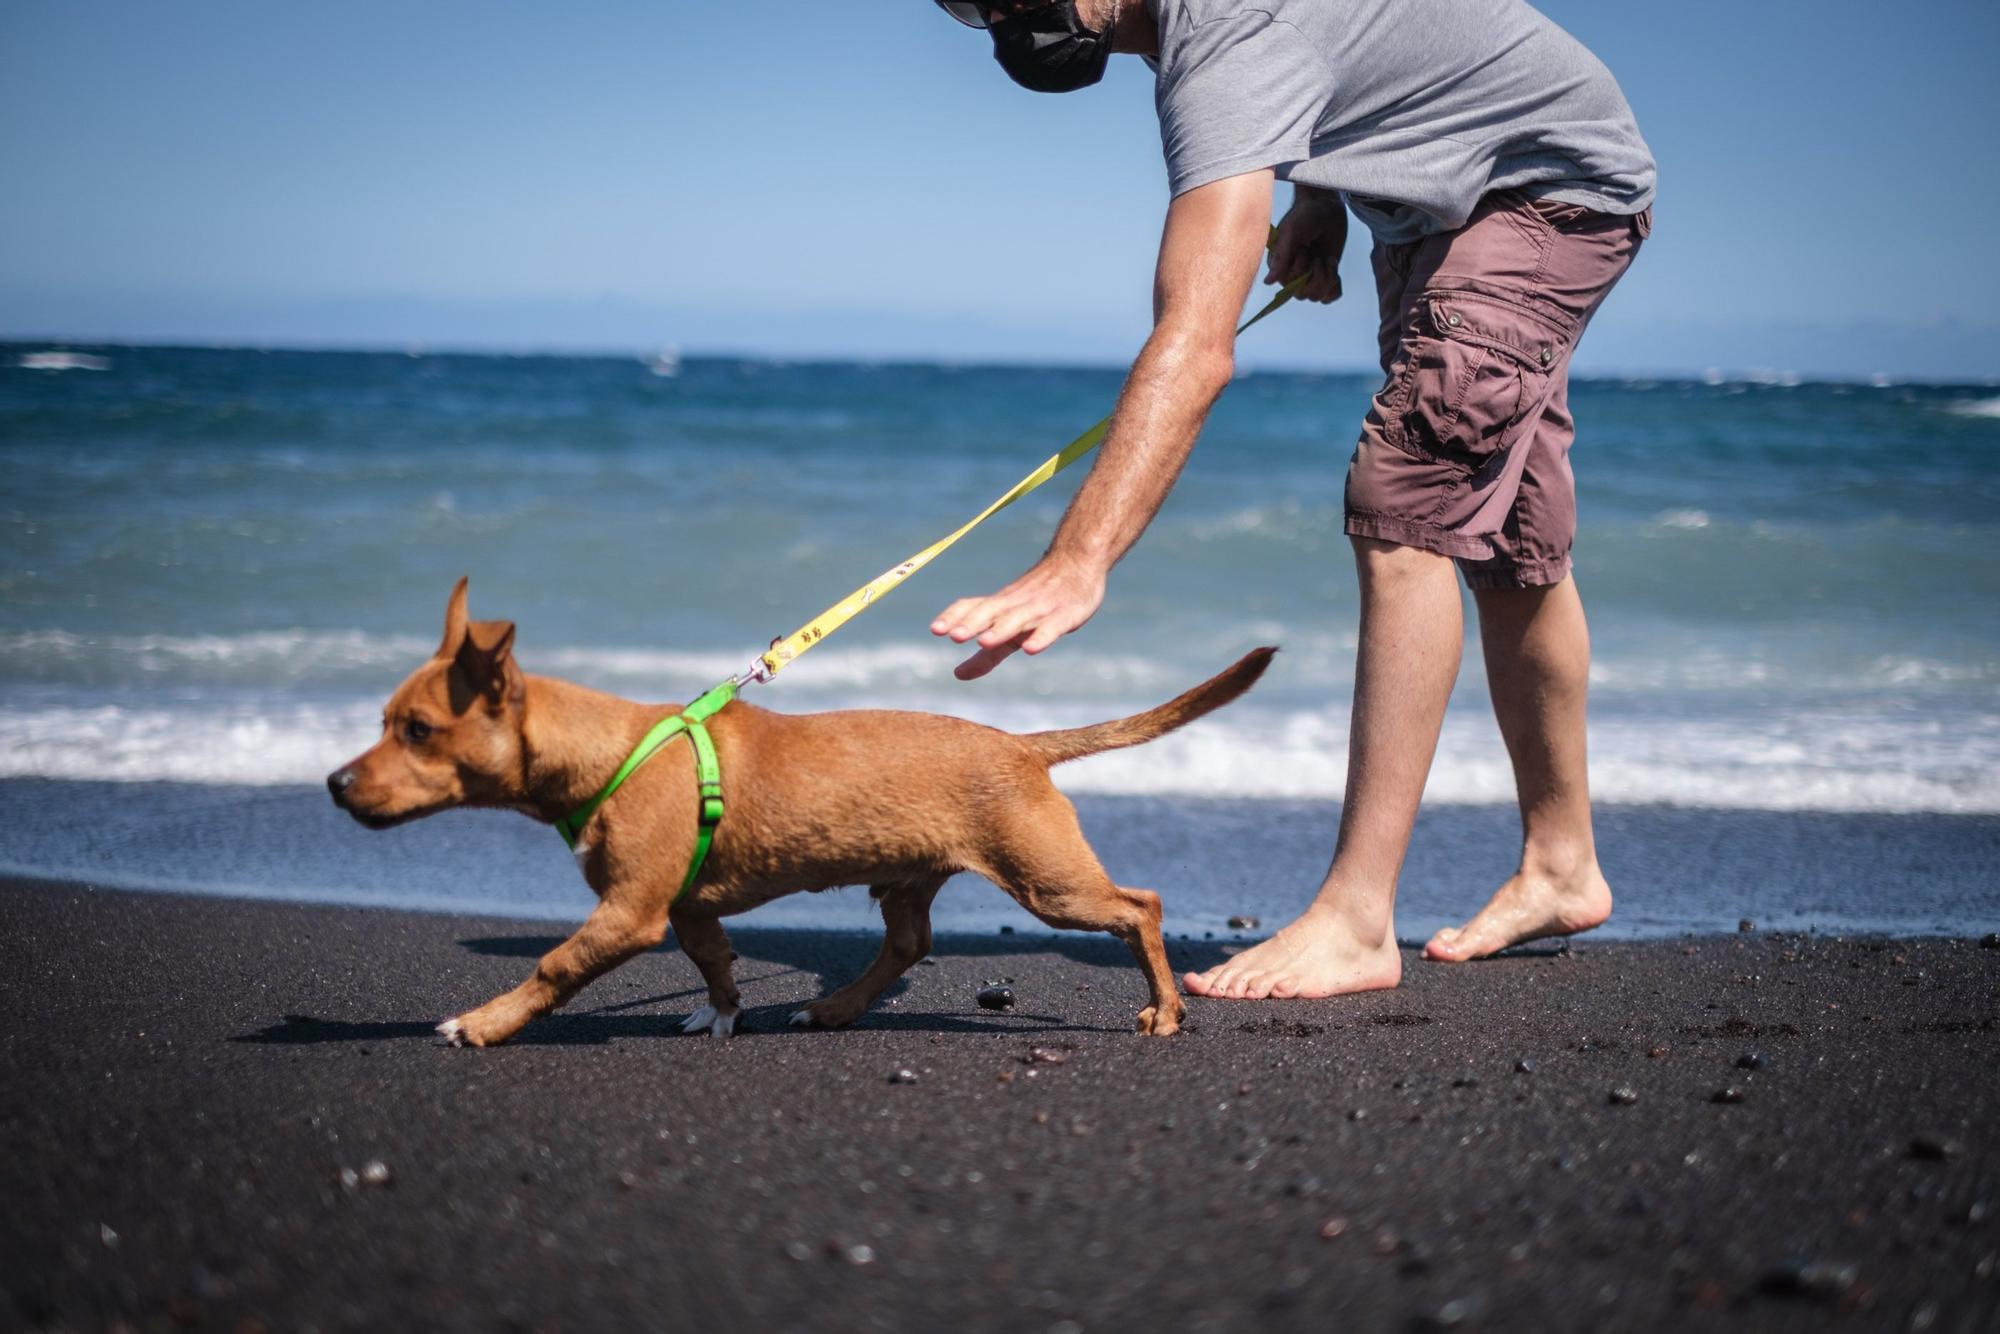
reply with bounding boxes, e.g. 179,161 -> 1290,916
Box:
440,900 -> 665,1047
668,910 -> 742,1037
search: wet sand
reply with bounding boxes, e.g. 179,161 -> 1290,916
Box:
2,877 -> 1995,1331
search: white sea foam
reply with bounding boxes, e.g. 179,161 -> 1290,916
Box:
1945,395 -> 2000,419
3,695 -> 1994,813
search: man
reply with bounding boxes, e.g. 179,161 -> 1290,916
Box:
928,0 -> 1654,1000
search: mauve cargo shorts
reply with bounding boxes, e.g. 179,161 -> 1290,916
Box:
1344,191 -> 1649,588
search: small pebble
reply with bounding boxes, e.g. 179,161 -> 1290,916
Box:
1758,1258 -> 1857,1302
917,956 -> 937,967
888,1068 -> 919,1084
1608,1086 -> 1639,1106
1025,1046 -> 1069,1066
1953,1200 -> 1990,1228
337,1167 -> 360,1191
843,1244 -> 875,1266
1227,915 -> 1260,930
999,925 -> 1014,935
1738,918 -> 1755,933
1736,1052 -> 1765,1071
360,1159 -> 391,1186
1979,932 -> 1999,950
1318,1216 -> 1348,1240
1647,1046 -> 1669,1059
1514,1059 -> 1535,1074
1347,1108 -> 1368,1122
1711,1087 -> 1744,1105
1909,1135 -> 1961,1161
975,985 -> 1015,1012
783,1240 -> 812,1262
1452,1074 -> 1480,1088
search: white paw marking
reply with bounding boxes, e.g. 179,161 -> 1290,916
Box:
681,1005 -> 737,1037
789,1008 -> 816,1028
436,1017 -> 465,1046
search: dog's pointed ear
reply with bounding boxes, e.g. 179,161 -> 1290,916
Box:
451,618 -> 521,711
438,577 -> 471,658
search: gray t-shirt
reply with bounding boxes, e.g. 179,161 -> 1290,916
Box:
1149,0 -> 1656,243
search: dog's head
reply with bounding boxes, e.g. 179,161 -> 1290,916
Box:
327,577 -> 526,828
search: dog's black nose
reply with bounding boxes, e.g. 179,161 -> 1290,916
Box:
327,768 -> 357,802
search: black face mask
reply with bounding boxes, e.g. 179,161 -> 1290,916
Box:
989,2 -> 1117,94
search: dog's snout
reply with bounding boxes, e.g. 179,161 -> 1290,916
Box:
327,767 -> 358,803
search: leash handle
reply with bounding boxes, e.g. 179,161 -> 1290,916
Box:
752,244 -> 1308,686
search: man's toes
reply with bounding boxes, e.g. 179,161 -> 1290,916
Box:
1182,969 -> 1221,996
1269,975 -> 1302,999
1423,927 -> 1469,961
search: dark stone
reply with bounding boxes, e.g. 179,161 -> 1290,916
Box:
1514,1058 -> 1536,1074
1980,933 -> 2000,949
1735,1052 -> 1765,1070
1711,1087 -> 1744,1105
1909,1135 -> 1961,1161
975,985 -> 1015,1012
1453,1074 -> 1480,1088
888,1068 -> 918,1084
1757,1258 -> 1857,1302
1227,915 -> 1260,930
1608,1086 -> 1639,1106
1739,919 -> 1756,933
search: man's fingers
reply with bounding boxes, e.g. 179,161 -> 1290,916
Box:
930,598 -> 977,635
976,600 -> 1046,651
1021,613 -> 1076,655
954,638 -> 1023,681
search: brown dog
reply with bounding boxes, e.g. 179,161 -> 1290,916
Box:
327,579 -> 1274,1044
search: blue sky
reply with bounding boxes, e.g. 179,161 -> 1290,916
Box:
3,1 -> 1996,379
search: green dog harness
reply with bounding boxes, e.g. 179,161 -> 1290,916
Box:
553,679 -> 737,901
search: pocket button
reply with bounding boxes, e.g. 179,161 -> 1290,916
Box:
1539,346 -> 1552,365
1446,312 -> 1462,328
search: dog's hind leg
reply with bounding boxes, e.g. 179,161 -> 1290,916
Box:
789,877 -> 945,1030
439,898 -> 667,1047
668,910 -> 745,1037
976,790 -> 1184,1036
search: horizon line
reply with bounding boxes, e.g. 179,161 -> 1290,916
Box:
3,335 -> 1994,391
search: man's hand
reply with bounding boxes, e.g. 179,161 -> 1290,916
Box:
1266,187 -> 1347,304
930,552 -> 1106,680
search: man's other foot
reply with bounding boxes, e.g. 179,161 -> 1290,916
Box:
1182,907 -> 1401,1000
1422,866 -> 1612,962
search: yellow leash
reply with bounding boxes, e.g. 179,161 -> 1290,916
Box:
738,253 -> 1309,687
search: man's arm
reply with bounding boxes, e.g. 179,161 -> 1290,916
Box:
930,168 -> 1275,679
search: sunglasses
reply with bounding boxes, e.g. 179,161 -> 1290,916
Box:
933,2 -> 1057,28
934,1 -> 990,25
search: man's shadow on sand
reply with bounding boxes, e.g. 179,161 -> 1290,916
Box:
233,926 -> 1566,1048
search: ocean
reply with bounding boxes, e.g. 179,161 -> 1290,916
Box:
3,343 -> 1996,938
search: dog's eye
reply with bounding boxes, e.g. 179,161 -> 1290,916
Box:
405,719 -> 433,743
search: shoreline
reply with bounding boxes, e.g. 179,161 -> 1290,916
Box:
6,781 -> 1998,941
3,878 -> 1995,1331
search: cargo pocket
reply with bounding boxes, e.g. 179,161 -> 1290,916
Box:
1388,292 -> 1571,469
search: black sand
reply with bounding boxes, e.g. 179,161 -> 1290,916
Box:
2,878 -> 1996,1332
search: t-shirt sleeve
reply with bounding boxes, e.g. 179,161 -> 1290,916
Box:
1154,12 -> 1327,197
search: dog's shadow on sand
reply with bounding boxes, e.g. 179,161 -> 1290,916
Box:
233,928 -> 1187,1047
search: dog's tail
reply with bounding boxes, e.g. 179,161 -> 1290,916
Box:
1022,647 -> 1277,767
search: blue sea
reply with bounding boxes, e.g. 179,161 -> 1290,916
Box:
3,343 -> 1997,938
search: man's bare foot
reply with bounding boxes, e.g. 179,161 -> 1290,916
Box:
1182,906 -> 1402,1000
1422,865 -> 1613,962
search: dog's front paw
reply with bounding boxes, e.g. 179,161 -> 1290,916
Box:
437,1017 -> 467,1046
680,1004 -> 738,1038
1135,1003 -> 1184,1037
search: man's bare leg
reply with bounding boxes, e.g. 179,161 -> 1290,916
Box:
1423,576 -> 1612,960
1184,536 -> 1459,999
